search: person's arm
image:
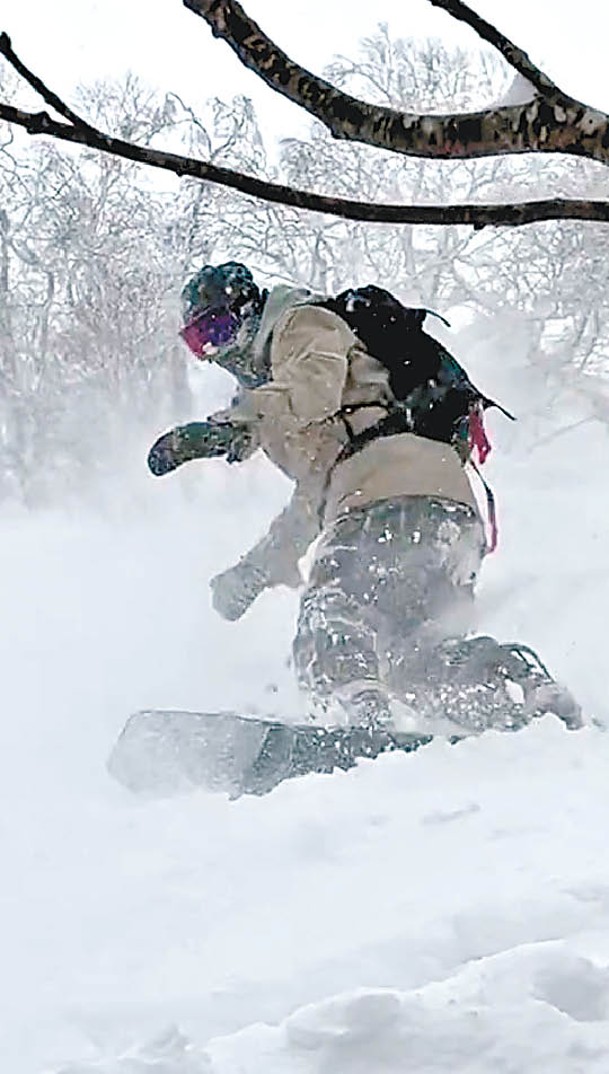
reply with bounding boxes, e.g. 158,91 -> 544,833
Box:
246,305 -> 353,427
207,308 -> 356,620
210,481 -> 323,620
147,394 -> 259,476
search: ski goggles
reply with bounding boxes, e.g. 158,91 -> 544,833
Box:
179,307 -> 241,359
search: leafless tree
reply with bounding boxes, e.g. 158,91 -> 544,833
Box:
180,29 -> 609,379
0,68 -> 193,503
2,0 -> 609,226
2,12 -> 609,505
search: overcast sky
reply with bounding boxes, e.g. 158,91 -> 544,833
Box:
3,0 -> 609,146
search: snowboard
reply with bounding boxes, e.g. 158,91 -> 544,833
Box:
107,709 -> 450,799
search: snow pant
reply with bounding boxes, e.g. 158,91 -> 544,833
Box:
292,496 -> 581,731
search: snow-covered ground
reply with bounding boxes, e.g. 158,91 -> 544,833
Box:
3,336 -> 609,1073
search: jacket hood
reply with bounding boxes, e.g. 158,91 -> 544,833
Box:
251,285 -> 322,376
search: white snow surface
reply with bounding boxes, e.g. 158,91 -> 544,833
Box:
3,335 -> 609,1073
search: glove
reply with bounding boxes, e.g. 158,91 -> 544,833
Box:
148,420 -> 252,476
210,560 -> 270,621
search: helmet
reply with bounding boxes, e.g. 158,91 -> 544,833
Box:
181,261 -> 261,323
180,261 -> 263,360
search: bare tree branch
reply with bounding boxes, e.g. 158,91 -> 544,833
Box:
0,32 -> 94,130
2,15 -> 609,228
426,0 -> 559,97
3,98 -> 609,228
184,0 -> 609,166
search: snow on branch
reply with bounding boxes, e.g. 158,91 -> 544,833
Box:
426,0 -> 558,98
185,0 -> 609,166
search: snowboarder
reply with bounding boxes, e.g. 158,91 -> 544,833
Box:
148,261 -> 581,734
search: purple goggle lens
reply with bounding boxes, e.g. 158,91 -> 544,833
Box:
180,308 -> 240,359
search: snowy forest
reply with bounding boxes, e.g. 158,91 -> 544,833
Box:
2,28 -> 609,505
5,6 -> 609,1073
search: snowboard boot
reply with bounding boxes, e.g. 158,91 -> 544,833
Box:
493,642 -> 582,728
425,636 -> 582,732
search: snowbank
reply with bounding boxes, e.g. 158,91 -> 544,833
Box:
3,328 -> 609,1072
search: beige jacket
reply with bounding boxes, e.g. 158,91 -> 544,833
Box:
216,287 -> 479,586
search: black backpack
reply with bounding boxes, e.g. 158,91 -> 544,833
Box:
321,284 -> 512,450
